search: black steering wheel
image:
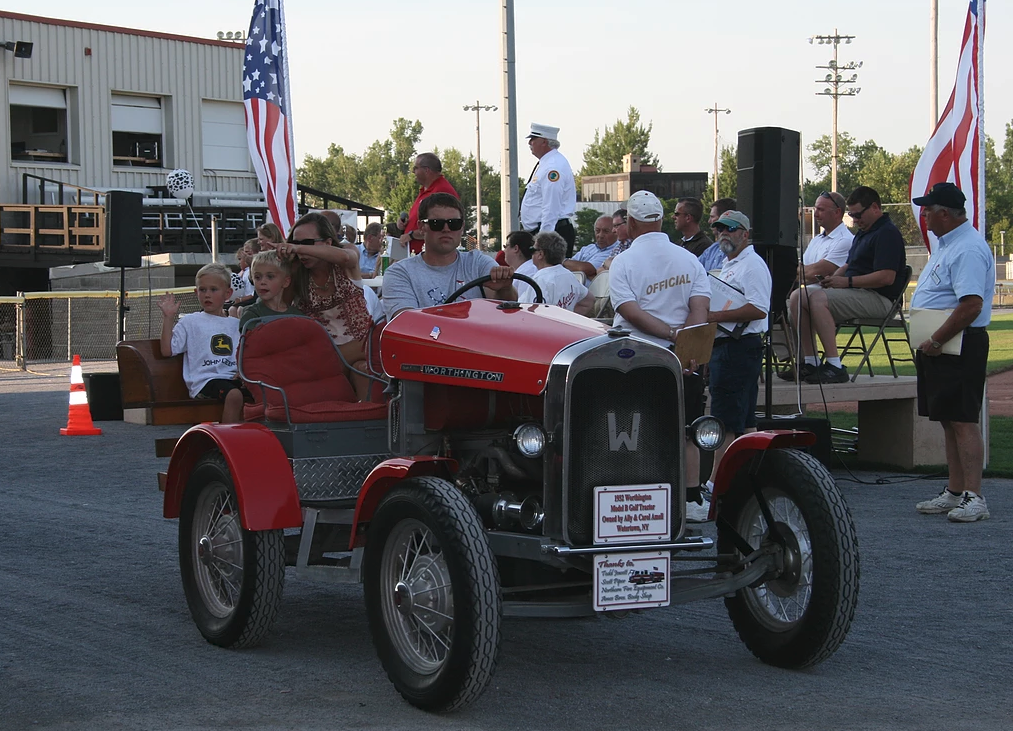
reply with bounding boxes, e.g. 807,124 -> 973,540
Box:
444,272 -> 544,304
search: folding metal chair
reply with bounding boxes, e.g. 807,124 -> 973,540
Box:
837,265 -> 914,381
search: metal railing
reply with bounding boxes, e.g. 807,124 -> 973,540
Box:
0,287 -> 202,370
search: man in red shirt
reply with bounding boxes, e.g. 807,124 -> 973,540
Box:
402,152 -> 459,255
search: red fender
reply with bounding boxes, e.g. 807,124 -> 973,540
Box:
349,457 -> 458,549
711,430 -> 817,513
163,422 -> 302,531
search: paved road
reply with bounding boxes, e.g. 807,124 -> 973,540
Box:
1,368 -> 1012,730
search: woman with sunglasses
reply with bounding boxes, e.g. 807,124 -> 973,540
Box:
276,212 -> 374,401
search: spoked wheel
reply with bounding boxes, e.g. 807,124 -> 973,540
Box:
718,448 -> 859,668
364,477 -> 501,712
179,452 -> 285,648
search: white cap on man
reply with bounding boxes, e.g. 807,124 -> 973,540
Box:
528,123 -> 559,141
627,190 -> 665,222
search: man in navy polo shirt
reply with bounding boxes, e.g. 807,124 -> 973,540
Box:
911,182 -> 995,522
791,186 -> 907,384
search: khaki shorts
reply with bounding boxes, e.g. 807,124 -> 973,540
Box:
825,288 -> 893,322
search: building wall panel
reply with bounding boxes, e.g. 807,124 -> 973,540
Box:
1,13 -> 260,204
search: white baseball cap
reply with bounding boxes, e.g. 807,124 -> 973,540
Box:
627,190 -> 664,222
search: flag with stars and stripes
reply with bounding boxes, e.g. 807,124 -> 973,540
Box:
244,0 -> 297,237
910,0 -> 985,251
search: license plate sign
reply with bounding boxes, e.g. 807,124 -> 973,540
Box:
593,551 -> 671,611
593,484 -> 671,544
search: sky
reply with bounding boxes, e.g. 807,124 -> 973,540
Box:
4,1 -> 1010,182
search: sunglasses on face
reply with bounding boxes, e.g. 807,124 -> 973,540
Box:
423,217 -> 465,232
290,237 -> 327,246
848,206 -> 870,219
712,223 -> 741,233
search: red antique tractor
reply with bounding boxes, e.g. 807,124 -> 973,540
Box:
161,276 -> 859,712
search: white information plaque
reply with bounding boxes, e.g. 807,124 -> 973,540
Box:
593,551 -> 671,612
593,484 -> 671,544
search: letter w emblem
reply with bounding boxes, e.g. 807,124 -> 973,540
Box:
607,411 -> 640,451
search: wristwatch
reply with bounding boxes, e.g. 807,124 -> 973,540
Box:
930,339 -> 943,350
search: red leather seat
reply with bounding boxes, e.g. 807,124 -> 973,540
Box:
238,317 -> 386,424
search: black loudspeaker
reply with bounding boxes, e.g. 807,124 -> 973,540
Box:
737,127 -> 801,248
104,190 -> 144,268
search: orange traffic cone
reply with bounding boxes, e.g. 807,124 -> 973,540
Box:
60,355 -> 102,436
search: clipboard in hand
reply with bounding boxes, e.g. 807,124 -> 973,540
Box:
674,322 -> 717,368
707,272 -> 748,338
909,308 -> 963,355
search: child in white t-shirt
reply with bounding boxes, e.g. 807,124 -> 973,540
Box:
159,262 -> 245,423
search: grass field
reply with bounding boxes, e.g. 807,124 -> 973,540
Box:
833,310 -> 1013,377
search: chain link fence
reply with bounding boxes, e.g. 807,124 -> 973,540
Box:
1,281 -> 1011,371
0,288 -> 201,370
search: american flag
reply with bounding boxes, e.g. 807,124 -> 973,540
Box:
244,0 -> 298,237
910,0 -> 985,251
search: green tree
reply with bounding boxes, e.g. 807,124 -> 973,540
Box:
803,132 -> 885,204
579,107 -> 660,177
574,208 -> 603,250
709,144 -> 738,207
297,118 -> 423,218
986,127 -> 1013,246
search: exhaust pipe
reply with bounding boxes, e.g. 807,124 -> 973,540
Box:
476,493 -> 544,530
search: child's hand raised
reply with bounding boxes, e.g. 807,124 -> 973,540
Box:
158,293 -> 180,317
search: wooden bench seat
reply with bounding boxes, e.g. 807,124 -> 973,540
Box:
116,339 -> 224,425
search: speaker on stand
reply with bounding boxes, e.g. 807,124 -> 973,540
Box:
104,190 -> 144,342
736,128 -> 815,433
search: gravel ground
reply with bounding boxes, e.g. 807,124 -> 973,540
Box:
1,367 -> 1011,730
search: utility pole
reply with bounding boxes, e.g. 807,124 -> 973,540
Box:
500,0 -> 519,238
463,101 -> 498,248
704,103 -> 731,201
809,30 -> 861,192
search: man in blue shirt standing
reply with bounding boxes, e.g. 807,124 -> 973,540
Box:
911,183 -> 995,522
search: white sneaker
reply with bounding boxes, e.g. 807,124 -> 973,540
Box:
916,488 -> 964,514
947,492 -> 990,523
686,497 -> 710,523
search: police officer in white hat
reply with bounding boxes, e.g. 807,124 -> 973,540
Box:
521,123 -> 577,257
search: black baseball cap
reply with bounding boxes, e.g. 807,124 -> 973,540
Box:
912,181 -> 966,208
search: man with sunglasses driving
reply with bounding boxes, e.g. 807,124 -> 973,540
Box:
790,185 -> 906,384
382,193 -> 515,320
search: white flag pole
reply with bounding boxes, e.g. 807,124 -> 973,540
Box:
977,0 -> 986,233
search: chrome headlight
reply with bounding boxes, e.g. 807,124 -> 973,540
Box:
513,423 -> 546,457
689,416 -> 725,451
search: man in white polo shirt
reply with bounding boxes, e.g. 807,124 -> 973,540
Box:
609,190 -> 711,521
706,210 -> 772,485
782,190 -> 854,380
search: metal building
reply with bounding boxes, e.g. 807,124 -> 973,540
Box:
0,10 -> 257,203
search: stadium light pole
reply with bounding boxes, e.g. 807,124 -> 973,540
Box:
464,101 -> 498,248
704,103 -> 731,201
808,30 -> 861,192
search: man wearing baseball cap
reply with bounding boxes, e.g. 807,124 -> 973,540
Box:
520,123 -> 577,257
705,210 -> 772,486
911,182 -> 995,522
609,190 -> 712,521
